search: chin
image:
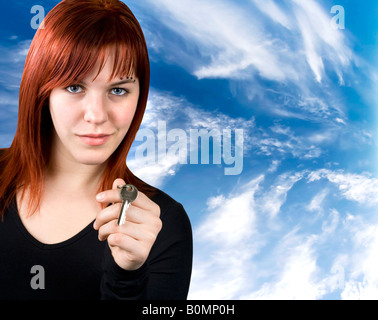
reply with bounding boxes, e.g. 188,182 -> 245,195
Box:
74,150 -> 112,166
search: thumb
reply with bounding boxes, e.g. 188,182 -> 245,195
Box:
112,178 -> 126,190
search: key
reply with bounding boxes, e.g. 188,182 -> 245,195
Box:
117,184 -> 138,226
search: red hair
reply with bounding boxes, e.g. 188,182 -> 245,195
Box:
0,0 -> 155,217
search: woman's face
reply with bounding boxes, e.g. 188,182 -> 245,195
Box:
49,54 -> 140,167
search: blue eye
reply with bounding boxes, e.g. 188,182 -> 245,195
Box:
66,85 -> 83,93
111,88 -> 127,96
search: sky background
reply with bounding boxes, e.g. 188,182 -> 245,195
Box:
0,0 -> 377,299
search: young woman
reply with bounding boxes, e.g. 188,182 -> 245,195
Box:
0,0 -> 192,300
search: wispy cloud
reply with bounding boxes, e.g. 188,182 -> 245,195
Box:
131,88 -> 347,188
189,175 -> 265,299
307,188 -> 329,215
291,0 -> 352,83
188,166 -> 378,299
341,220 -> 378,299
0,39 -> 31,88
258,171 -> 304,219
0,39 -> 32,148
147,0 -> 355,83
128,86 -> 369,188
307,169 -> 378,206
134,0 -> 378,177
128,89 -> 255,186
127,153 -> 180,188
141,0 -> 298,81
244,231 -> 328,300
140,89 -> 256,133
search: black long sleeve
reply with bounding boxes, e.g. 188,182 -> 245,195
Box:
100,195 -> 193,300
0,188 -> 192,300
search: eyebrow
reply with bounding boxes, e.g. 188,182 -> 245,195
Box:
76,78 -> 137,86
110,79 -> 137,86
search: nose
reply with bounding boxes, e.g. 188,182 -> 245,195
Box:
83,93 -> 109,124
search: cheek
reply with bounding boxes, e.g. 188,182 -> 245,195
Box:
111,104 -> 138,129
49,96 -> 79,134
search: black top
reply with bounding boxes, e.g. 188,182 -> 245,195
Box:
0,188 -> 192,300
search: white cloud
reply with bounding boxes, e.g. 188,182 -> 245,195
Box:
267,160 -> 281,173
0,39 -> 31,64
135,0 -> 361,127
140,0 -> 355,85
142,0 -> 297,81
188,167 -> 378,299
252,0 -> 293,30
189,175 -> 265,299
127,153 -> 180,188
141,89 -> 255,133
258,171 -> 304,218
251,123 -> 324,160
307,169 -> 378,206
292,0 -> 353,83
132,89 -> 350,188
321,208 -> 339,234
0,40 -> 31,89
189,171 -> 328,300
307,188 -> 329,215
131,89 -> 352,188
196,175 -> 263,247
129,89 -> 255,186
341,219 -> 378,299
244,233 -> 328,300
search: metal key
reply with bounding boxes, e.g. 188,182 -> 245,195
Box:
117,184 -> 138,226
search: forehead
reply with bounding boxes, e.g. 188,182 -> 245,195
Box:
82,53 -> 136,84
74,47 -> 137,84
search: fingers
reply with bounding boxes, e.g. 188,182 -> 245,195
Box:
93,203 -> 148,230
97,218 -> 159,242
130,190 -> 158,212
96,184 -> 158,212
95,205 -> 162,243
107,234 -> 149,271
93,178 -> 161,234
93,178 -> 162,270
112,178 -> 126,190
95,178 -> 125,204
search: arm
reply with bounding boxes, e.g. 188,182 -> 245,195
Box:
146,202 -> 192,299
96,179 -> 193,300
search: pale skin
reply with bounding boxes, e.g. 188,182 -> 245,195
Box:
17,51 -> 162,271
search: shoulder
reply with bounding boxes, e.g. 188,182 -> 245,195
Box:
147,188 -> 192,269
150,188 -> 186,218
150,188 -> 192,233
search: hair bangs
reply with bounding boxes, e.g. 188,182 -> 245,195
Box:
41,16 -> 139,96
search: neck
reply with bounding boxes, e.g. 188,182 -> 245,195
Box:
45,152 -> 107,197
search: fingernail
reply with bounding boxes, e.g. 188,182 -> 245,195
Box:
96,193 -> 105,201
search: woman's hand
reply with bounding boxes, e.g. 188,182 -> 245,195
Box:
93,178 -> 162,271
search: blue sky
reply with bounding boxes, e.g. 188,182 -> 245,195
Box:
0,0 -> 377,299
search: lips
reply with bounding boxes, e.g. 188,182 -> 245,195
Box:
77,133 -> 113,146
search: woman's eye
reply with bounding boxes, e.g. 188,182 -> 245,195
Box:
111,88 -> 127,96
66,85 -> 83,93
